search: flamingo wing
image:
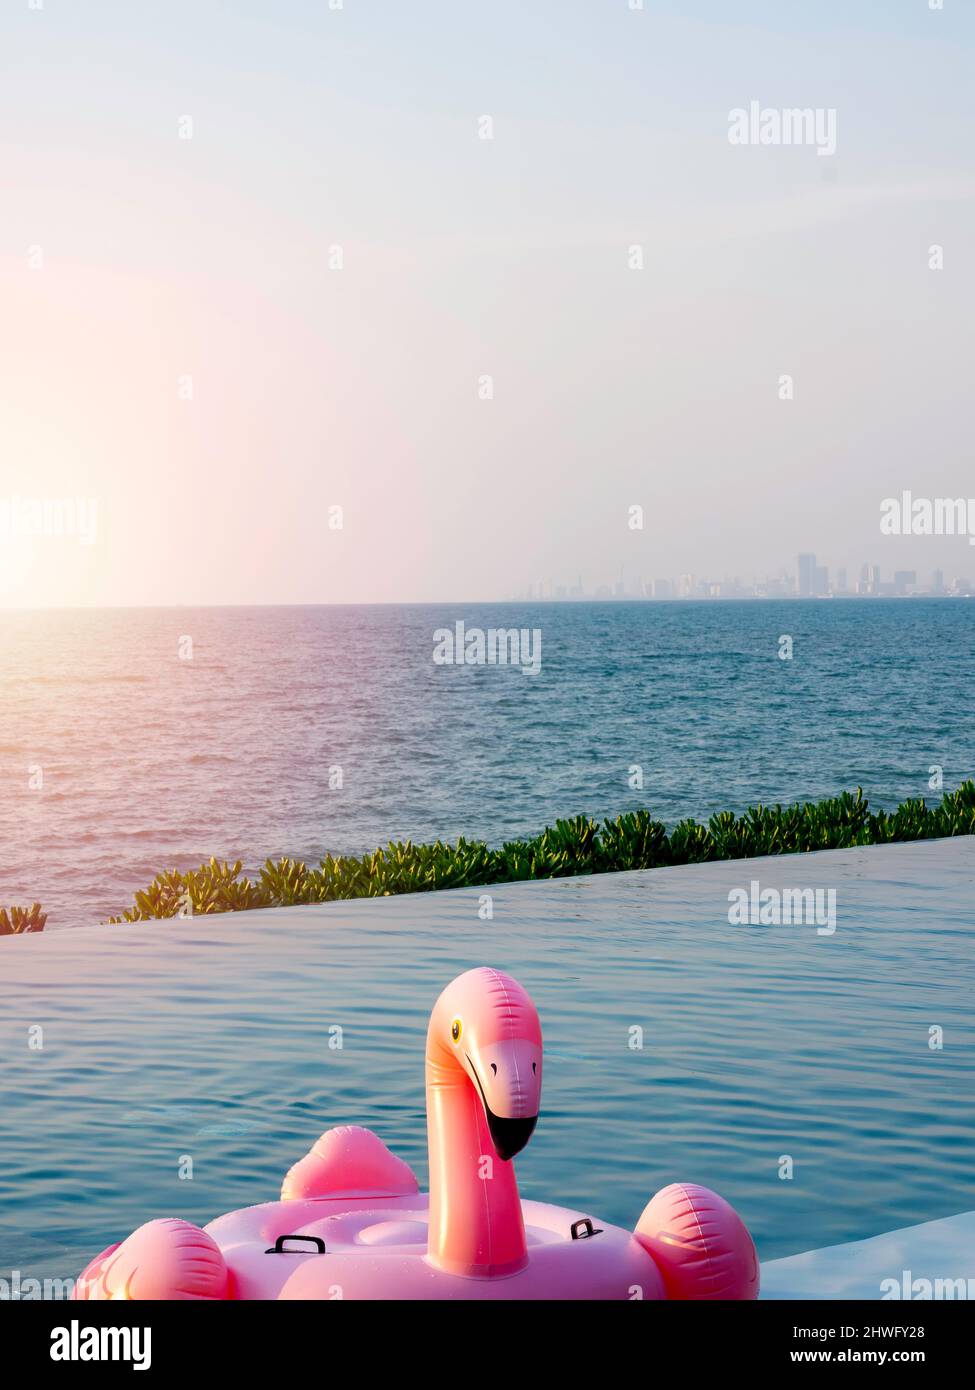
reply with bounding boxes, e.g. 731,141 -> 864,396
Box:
281,1125 -> 419,1200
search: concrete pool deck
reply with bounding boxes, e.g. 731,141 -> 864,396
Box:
3,834 -> 974,1296
761,1210 -> 975,1299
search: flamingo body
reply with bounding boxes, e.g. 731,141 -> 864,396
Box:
204,1190 -> 666,1300
74,968 -> 758,1300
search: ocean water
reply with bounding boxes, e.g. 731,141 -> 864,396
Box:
0,600 -> 972,930
1,838 -> 973,1287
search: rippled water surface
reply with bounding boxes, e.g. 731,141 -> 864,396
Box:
1,838 -> 973,1284
0,600 -> 972,929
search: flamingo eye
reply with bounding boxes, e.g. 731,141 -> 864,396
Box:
450,1018 -> 462,1043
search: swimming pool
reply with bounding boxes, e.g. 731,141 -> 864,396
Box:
2,836 -> 972,1290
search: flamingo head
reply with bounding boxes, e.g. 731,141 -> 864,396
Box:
428,967 -> 543,1162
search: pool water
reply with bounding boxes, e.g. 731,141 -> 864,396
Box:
1,836 -> 973,1290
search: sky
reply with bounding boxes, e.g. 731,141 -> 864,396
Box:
1,0 -> 973,606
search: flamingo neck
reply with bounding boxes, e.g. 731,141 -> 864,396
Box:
425,1051 -> 528,1277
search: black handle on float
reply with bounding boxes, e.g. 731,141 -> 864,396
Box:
570,1217 -> 603,1241
265,1233 -> 327,1255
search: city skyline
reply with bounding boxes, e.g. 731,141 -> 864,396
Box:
513,553 -> 974,603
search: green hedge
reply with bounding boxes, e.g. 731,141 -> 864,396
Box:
104,781 -> 975,924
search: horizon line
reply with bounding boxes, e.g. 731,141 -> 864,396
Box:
1,594 -> 971,614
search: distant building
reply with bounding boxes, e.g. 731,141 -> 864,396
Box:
893,570 -> 917,596
797,553 -> 817,596
857,564 -> 882,596
856,564 -> 884,597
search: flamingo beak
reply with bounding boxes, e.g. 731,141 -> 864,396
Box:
485,1111 -> 537,1162
465,1038 -> 541,1162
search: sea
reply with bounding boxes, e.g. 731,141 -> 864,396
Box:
0,599 -> 971,929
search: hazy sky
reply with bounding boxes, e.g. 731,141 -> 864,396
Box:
2,1 -> 973,606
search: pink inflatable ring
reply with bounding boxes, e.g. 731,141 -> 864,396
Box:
75,968 -> 759,1300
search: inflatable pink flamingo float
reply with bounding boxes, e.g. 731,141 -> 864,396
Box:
74,968 -> 759,1300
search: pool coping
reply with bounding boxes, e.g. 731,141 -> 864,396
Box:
21,831 -> 975,940
761,1210 -> 975,1300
